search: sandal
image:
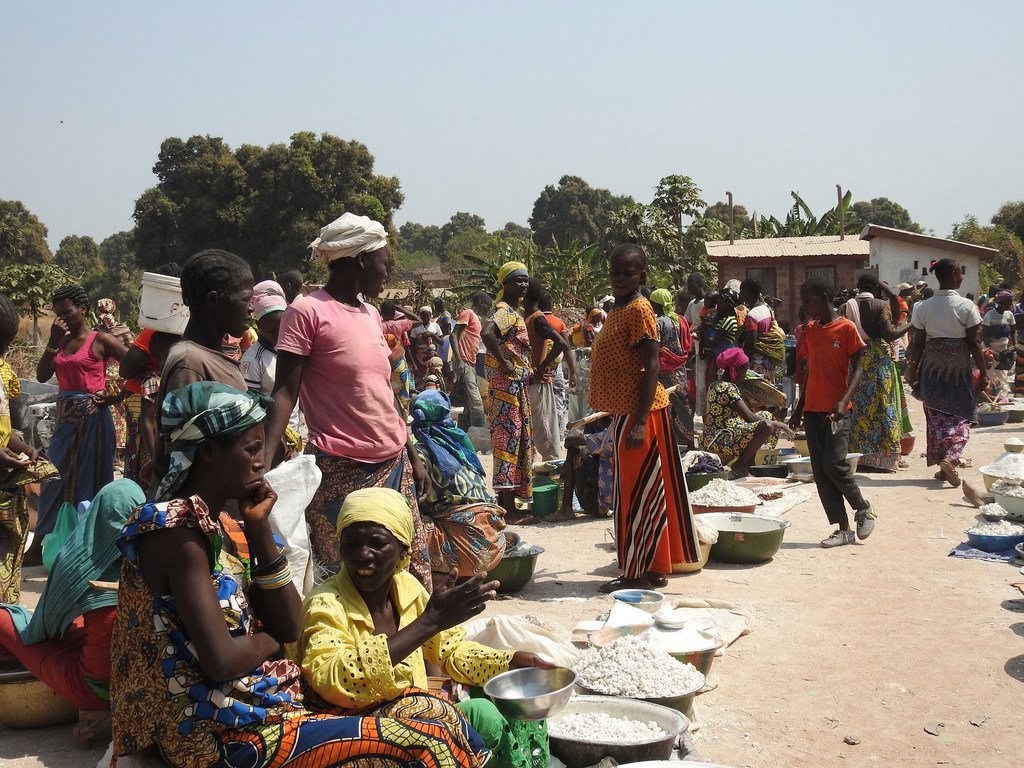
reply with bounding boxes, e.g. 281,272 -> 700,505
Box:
647,574 -> 669,588
939,458 -> 961,487
598,576 -> 651,594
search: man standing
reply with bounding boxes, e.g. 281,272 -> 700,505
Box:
683,272 -> 707,417
452,292 -> 491,429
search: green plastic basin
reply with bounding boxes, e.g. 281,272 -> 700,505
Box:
703,512 -> 791,564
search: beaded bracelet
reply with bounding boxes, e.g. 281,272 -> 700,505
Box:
253,564 -> 292,590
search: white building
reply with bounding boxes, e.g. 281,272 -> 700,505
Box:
860,225 -> 997,297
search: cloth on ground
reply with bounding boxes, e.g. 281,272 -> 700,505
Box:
948,542 -> 1022,563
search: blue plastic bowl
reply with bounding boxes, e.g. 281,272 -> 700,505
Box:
965,529 -> 1024,553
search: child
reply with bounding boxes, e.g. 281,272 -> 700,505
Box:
790,278 -> 875,548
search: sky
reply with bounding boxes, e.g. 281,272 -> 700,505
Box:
3,0 -> 1023,249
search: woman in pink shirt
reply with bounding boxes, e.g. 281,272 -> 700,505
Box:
31,284 -> 127,564
264,214 -> 432,589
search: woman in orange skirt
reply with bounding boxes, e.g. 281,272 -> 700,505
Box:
589,245 -> 700,592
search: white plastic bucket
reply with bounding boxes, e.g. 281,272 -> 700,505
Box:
138,272 -> 190,334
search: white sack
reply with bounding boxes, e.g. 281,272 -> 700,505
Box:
265,455 -> 322,596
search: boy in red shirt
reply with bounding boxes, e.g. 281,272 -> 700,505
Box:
790,278 -> 876,547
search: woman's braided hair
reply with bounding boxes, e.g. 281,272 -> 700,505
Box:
0,293 -> 19,342
52,284 -> 90,309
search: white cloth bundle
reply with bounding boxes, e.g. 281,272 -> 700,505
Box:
309,212 -> 388,264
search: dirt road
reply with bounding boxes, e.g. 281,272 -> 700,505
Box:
3,408 -> 1022,767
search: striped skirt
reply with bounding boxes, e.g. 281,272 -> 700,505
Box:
610,407 -> 700,579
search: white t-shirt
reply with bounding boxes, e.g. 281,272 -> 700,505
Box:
684,298 -> 704,350
910,289 -> 982,339
409,321 -> 442,341
239,341 -> 301,431
982,308 -> 1015,336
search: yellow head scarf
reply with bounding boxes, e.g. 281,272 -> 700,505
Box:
335,488 -> 414,572
650,288 -> 678,321
495,261 -> 529,304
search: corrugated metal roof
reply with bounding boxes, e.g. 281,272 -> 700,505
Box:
704,235 -> 870,260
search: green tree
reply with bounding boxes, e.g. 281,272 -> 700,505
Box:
652,174 -> 707,269
529,175 -> 633,248
0,262 -> 72,341
750,190 -> 853,238
950,215 -> 1024,289
133,132 -> 403,278
54,234 -> 102,278
536,239 -> 607,309
398,222 -> 443,256
604,203 -> 677,276
85,231 -> 144,324
440,212 -> 487,248
495,222 -> 532,240
0,199 -> 52,265
846,197 -> 923,233
704,201 -> 751,236
991,201 -> 1024,244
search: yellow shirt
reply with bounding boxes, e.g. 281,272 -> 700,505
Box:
0,359 -> 20,448
297,568 -> 514,711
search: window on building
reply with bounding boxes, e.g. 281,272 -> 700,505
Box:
805,265 -> 836,287
745,267 -> 777,298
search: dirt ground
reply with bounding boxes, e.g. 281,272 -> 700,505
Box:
3,404 -> 1023,767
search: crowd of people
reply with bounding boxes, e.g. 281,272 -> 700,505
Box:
0,206 -> 1021,767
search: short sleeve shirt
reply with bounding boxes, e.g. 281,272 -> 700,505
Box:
911,290 -> 982,339
276,290 -> 405,462
797,317 -> 865,413
454,309 -> 482,363
159,341 -> 246,404
983,308 -> 1015,339
588,297 -> 669,415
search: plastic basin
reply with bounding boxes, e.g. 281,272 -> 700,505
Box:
486,545 -> 544,594
0,669 -> 78,728
673,540 -> 712,573
978,410 -> 1010,426
548,695 -> 689,768
685,471 -> 729,492
703,512 -> 792,564
965,529 -> 1024,553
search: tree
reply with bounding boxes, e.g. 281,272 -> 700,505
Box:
950,215 -> 1024,289
704,201 -> 752,236
133,132 -> 404,278
0,199 -> 52,265
86,231 -> 143,323
991,201 -> 1024,245
604,203 -> 677,276
55,235 -> 102,278
652,174 -> 707,268
0,262 -> 72,341
440,212 -> 487,253
535,239 -> 607,309
749,190 -> 853,238
398,222 -> 443,256
495,222 -> 532,240
846,197 -> 923,234
529,175 -> 633,248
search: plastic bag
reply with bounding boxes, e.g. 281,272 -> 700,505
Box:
41,501 -> 78,572
462,615 -> 582,668
264,455 -> 322,597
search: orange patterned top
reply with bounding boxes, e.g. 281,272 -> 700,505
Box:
588,296 -> 669,416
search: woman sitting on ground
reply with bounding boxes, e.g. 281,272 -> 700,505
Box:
0,480 -> 145,710
110,382 -> 480,768
411,388 -> 508,577
701,348 -> 792,477
297,487 -> 553,768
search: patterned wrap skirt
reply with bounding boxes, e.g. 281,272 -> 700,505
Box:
849,340 -> 905,471
485,368 -> 533,500
610,406 -> 700,578
918,338 -> 977,466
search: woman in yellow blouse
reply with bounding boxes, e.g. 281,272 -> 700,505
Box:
297,487 -> 553,768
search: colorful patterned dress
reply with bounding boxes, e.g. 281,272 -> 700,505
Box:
700,380 -> 778,459
484,302 -> 534,500
110,496 -> 487,768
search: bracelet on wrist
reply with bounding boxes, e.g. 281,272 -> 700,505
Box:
253,563 -> 292,590
251,551 -> 286,578
45,345 -> 59,355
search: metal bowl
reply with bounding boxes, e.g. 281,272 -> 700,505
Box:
610,588 -> 665,614
483,666 -> 576,721
978,410 -> 1010,427
547,695 -> 689,768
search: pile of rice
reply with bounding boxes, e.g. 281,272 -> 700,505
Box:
690,479 -> 759,508
966,519 -> 1024,536
993,480 -> 1024,498
549,712 -> 666,741
574,635 -> 704,697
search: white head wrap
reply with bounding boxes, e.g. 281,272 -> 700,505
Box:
309,213 -> 388,265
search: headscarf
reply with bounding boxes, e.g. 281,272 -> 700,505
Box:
309,212 -> 388,265
411,388 -> 485,482
335,487 -> 414,573
718,286 -> 740,311
650,288 -> 678,321
716,347 -> 749,382
496,261 -> 529,303
251,279 -> 287,319
4,479 -> 146,645
156,382 -> 270,501
996,290 -> 1014,304
419,305 -> 433,316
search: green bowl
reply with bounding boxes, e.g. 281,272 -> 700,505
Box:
486,545 -> 544,594
685,471 -> 729,493
703,512 -> 792,564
